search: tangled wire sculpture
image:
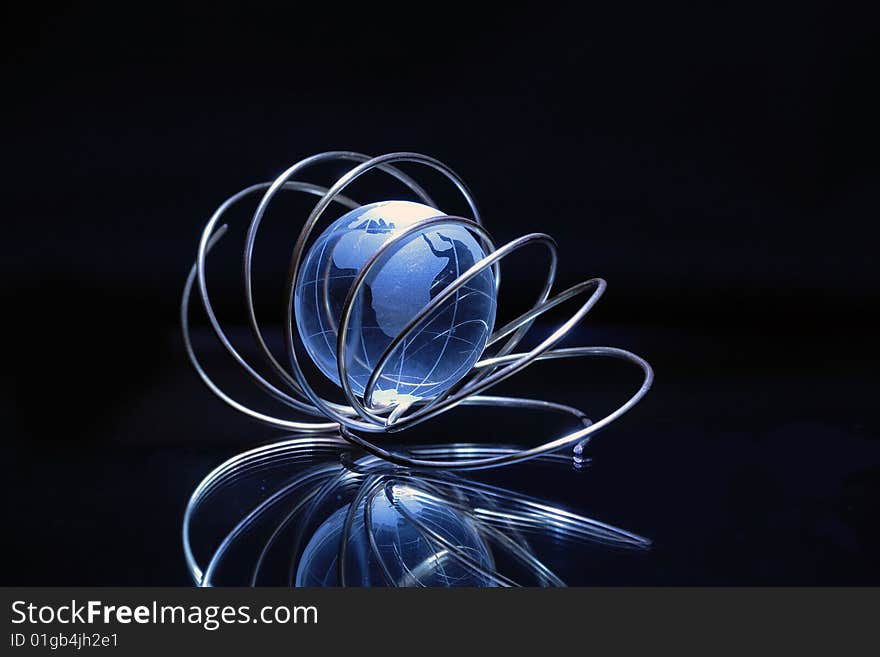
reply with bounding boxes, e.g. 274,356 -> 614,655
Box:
182,151 -> 653,470
183,436 -> 650,587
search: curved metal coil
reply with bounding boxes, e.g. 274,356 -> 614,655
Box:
182,151 -> 653,469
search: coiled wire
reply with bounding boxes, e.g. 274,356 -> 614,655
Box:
182,151 -> 653,469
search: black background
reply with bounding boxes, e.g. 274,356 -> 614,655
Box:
3,3 -> 878,584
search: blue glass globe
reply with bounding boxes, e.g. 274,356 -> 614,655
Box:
294,200 -> 496,407
295,485 -> 497,587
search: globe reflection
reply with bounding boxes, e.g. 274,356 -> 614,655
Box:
294,200 -> 497,406
296,484 -> 497,587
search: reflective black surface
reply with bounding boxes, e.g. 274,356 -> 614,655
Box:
5,321 -> 877,584
4,3 -> 879,584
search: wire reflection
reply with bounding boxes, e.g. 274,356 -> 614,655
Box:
183,436 -> 650,587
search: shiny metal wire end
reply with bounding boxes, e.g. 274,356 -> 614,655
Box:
182,151 -> 653,470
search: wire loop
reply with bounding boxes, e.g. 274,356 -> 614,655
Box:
182,151 -> 653,468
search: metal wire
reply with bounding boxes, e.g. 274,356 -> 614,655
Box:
182,151 -> 654,469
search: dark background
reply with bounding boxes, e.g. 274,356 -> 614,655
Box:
2,3 -> 878,584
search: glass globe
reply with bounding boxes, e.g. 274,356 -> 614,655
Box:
295,485 -> 497,587
294,200 -> 496,407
